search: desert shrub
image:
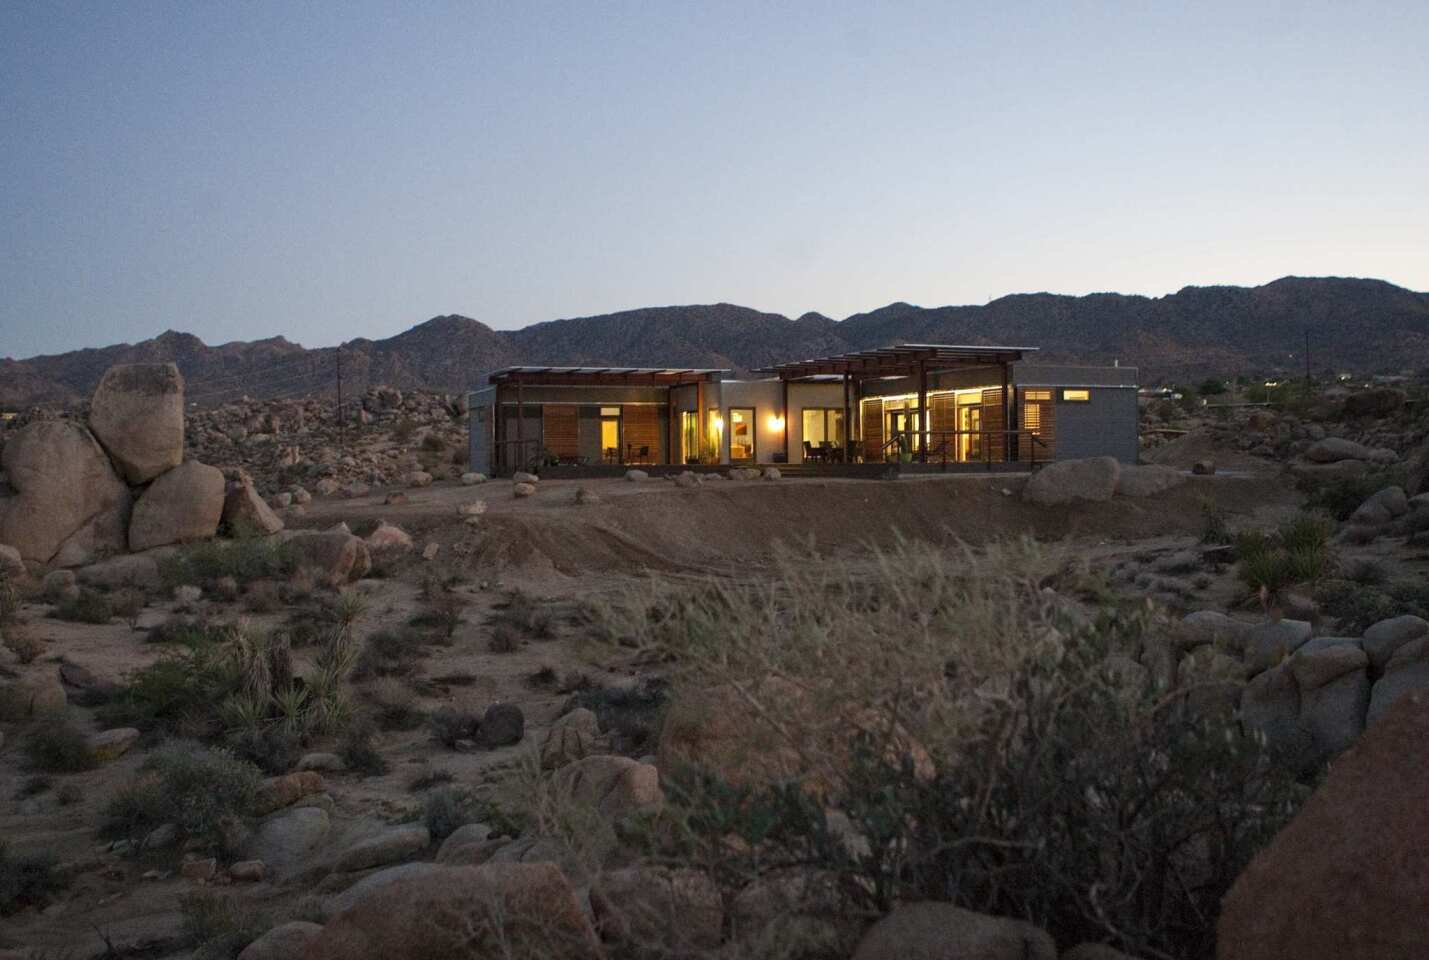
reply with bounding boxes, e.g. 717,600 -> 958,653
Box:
102,741 -> 261,853
112,588 -> 146,630
2,624 -> 40,663
100,637 -> 240,735
1237,513 -> 1334,599
0,569 -> 20,624
365,676 -> 424,730
1315,579 -> 1397,633
159,537 -> 298,590
429,705 -> 481,749
1300,468 -> 1404,521
409,594 -> 467,641
525,665 -> 558,688
355,627 -> 427,678
591,539 -> 1310,960
423,785 -> 478,840
563,678 -> 667,756
338,724 -> 389,777
1344,557 -> 1389,585
1198,496 -> 1231,545
50,587 -> 113,623
23,721 -> 97,773
420,432 -> 448,453
488,624 -> 521,653
179,890 -> 268,960
145,614 -> 225,647
0,841 -> 68,916
242,581 -> 282,613
392,418 -> 419,443
494,589 -> 554,640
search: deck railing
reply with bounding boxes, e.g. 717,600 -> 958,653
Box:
878,429 -> 1050,470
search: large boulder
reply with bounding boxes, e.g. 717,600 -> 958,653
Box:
1367,638 -> 1429,727
221,479 -> 284,536
88,362 -> 184,484
1115,464 -> 1185,498
129,461 -> 225,551
1174,610 -> 1255,654
333,825 -> 430,873
1342,386 -> 1406,418
0,421 -> 130,563
540,707 -> 600,770
1348,486 -> 1409,526
1242,619 -> 1313,676
1023,457 -> 1120,505
0,543 -> 25,579
0,671 -> 68,721
590,866 -> 724,953
1288,641 -> 1370,756
851,902 -> 1056,960
305,862 -> 602,960
283,529 -> 371,585
1304,437 -> 1375,463
1218,693 -> 1429,960
1363,615 -> 1429,673
551,755 -> 664,821
242,806 -> 330,878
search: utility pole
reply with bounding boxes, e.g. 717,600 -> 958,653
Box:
1304,327 -> 1311,389
335,346 -> 345,450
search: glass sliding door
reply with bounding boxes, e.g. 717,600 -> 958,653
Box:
681,411 -> 699,464
729,408 -> 755,462
599,406 -> 621,463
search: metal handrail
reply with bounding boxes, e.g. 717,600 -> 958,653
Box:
876,429 -> 1049,469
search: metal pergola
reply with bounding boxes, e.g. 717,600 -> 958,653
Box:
488,366 -> 727,387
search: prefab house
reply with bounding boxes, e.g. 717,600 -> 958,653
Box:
469,344 -> 1137,475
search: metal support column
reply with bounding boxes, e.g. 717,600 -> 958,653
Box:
782,378 -> 790,463
1001,362 -> 1011,462
514,382 -> 524,471
843,373 -> 852,463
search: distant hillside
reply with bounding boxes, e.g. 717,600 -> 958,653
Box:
4,276 -> 1427,408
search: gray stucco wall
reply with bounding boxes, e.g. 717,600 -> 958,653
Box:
1055,387 -> 1139,463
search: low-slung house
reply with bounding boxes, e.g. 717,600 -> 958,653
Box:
468,344 -> 1137,475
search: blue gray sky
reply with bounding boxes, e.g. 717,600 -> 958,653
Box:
3,1 -> 1426,359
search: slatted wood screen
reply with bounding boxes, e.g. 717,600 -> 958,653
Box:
981,388 -> 1005,462
930,394 -> 956,459
862,399 -> 883,461
623,405 -> 660,463
542,405 -> 579,460
1018,389 -> 1056,463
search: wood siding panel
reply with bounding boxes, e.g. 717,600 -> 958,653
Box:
1018,390 -> 1056,463
862,399 -> 884,461
981,388 -> 1005,463
930,394 -> 956,460
543,405 -> 579,460
623,405 -> 660,463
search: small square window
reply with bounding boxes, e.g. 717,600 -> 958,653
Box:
599,406 -> 621,416
1061,389 -> 1090,402
1025,389 -> 1052,401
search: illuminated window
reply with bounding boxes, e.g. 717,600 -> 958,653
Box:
1024,405 -> 1041,433
1062,389 -> 1090,402
599,406 -> 621,416
729,408 -> 755,461
1025,389 -> 1052,401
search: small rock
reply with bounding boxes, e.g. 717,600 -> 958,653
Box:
574,487 -> 600,505
513,482 -> 537,498
180,858 -> 217,882
1192,459 -> 1217,475
364,521 -> 414,552
42,569 -> 79,601
143,823 -> 179,851
851,902 -> 1056,960
460,472 -> 487,485
421,542 -> 440,561
173,584 -> 203,605
762,467 -> 782,480
624,469 -> 648,482
229,859 -> 266,882
88,727 -> 141,762
457,500 -> 487,517
512,471 -> 539,485
477,703 -> 525,749
253,771 -> 326,816
295,752 -> 345,773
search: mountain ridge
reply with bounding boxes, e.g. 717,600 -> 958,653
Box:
4,276 -> 1427,408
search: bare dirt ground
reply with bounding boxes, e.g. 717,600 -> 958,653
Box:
0,469 -> 1310,957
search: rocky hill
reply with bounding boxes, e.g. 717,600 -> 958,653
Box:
4,276 -> 1427,408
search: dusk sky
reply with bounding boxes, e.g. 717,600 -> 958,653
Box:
3,1 -> 1426,359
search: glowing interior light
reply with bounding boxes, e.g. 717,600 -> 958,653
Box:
768,415 -> 785,431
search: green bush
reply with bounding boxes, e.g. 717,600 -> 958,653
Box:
0,840 -> 68,916
102,741 -> 262,853
1300,468 -> 1405,521
0,569 -> 19,624
1237,513 -> 1334,597
159,537 -> 297,589
423,785 -> 477,840
338,725 -> 389,777
50,588 -> 113,623
23,721 -> 97,773
99,642 -> 240,735
180,890 -> 268,960
355,627 -> 428,678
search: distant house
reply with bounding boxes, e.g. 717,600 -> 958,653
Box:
469,344 -> 1137,474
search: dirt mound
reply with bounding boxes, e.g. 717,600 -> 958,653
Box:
1144,428 -> 1269,473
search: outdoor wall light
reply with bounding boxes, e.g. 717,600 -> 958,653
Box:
712,415 -> 724,431
768,414 -> 785,431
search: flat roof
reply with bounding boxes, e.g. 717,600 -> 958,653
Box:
758,343 -> 1037,379
488,366 -> 728,387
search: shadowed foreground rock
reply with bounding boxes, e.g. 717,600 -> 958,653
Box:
304,862 -> 602,960
1218,692 -> 1429,959
851,902 -> 1056,960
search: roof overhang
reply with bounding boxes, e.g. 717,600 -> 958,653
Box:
488,366 -> 729,387
756,343 -> 1037,380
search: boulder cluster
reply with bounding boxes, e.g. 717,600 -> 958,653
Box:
0,364 -> 248,566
